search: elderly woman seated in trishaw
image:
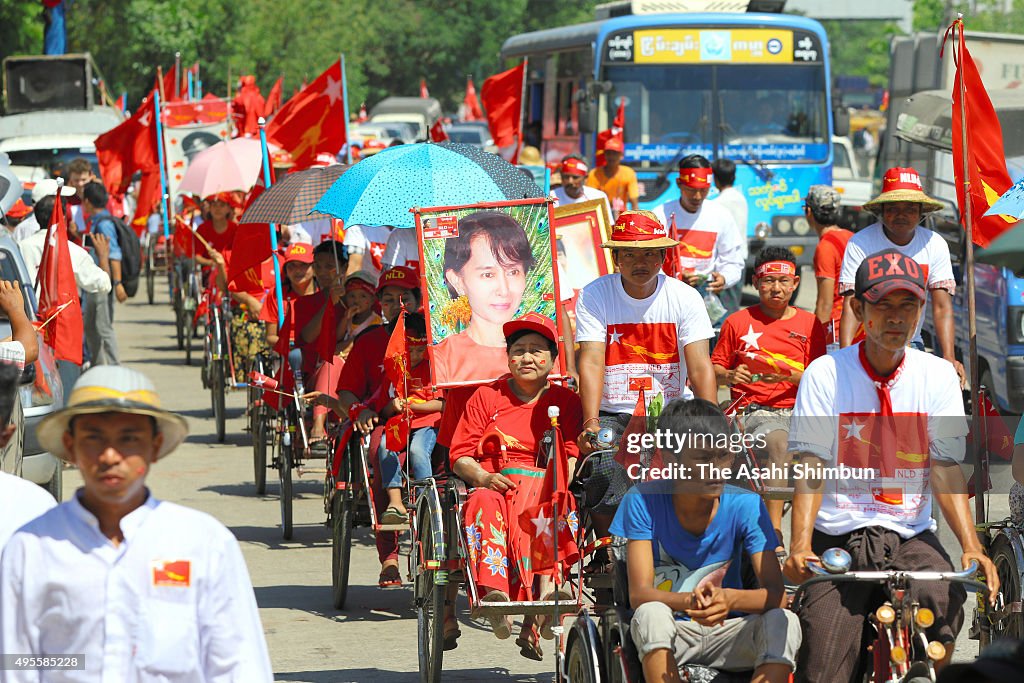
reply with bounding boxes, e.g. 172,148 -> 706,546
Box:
448,312 -> 584,661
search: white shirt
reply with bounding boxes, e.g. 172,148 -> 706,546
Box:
788,345 -> 968,538
18,229 -> 112,295
1,492 -> 273,683
295,217 -> 336,244
285,223 -> 314,245
652,198 -> 744,287
382,227 -> 420,270
550,185 -> 613,218
712,186 -> 749,261
575,273 -> 714,414
837,222 -> 956,345
343,224 -> 392,278
10,216 -> 39,244
0,472 -> 55,550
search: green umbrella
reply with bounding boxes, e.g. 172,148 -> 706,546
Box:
976,220 -> 1024,276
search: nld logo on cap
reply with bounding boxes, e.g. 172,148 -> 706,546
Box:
883,167 -> 924,192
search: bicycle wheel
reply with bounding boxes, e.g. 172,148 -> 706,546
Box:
416,490 -> 446,683
145,239 -> 156,304
184,311 -> 194,365
253,408 -> 268,495
210,359 -> 226,443
989,534 -> 1024,641
174,285 -> 185,350
564,621 -> 601,683
279,429 -> 294,540
331,486 -> 356,609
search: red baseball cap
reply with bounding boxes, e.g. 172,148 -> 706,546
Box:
854,249 -> 926,303
503,312 -> 557,345
376,265 -> 419,292
5,199 -> 32,219
283,243 -> 314,264
603,137 -> 625,153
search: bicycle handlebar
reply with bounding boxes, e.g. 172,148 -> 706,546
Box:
805,559 -> 980,581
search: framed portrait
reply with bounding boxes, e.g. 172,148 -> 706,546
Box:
414,198 -> 566,388
552,199 -> 613,292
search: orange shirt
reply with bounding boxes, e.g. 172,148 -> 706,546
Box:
586,165 -> 639,209
430,331 -> 510,386
813,228 -> 854,329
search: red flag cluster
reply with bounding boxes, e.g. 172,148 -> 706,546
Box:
95,94 -> 160,230
36,194 -> 83,365
518,424 -> 580,577
266,59 -> 347,170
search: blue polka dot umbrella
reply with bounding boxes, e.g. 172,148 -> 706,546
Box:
313,142 -> 543,228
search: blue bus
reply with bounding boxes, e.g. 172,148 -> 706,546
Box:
501,8 -> 844,266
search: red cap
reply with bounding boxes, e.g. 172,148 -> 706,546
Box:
881,166 -> 924,192
502,312 -> 557,345
560,158 -> 589,177
678,166 -> 712,189
603,137 -> 625,153
376,265 -> 419,292
344,276 -> 376,296
283,243 -> 314,264
205,191 -> 243,210
5,199 -> 32,219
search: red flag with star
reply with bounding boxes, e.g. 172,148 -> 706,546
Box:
430,119 -> 449,142
383,310 -> 408,400
36,193 -> 83,365
265,59 -> 346,170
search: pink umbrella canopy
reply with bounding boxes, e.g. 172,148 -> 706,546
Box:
178,137 -> 264,196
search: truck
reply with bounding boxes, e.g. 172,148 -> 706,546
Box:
368,96 -> 442,142
884,31 -> 1024,414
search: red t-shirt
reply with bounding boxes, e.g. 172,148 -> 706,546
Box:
435,385 -> 478,448
336,324 -> 388,400
259,288 -> 302,340
448,378 -> 583,472
197,220 -> 239,255
711,305 -> 826,408
369,358 -> 442,430
813,228 -> 853,337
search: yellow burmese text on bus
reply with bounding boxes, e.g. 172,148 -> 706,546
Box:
634,29 -> 792,64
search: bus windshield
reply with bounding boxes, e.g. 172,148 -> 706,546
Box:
603,63 -> 828,165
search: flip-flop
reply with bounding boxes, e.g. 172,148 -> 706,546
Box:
515,624 -> 544,661
309,438 -> 330,458
381,506 -> 409,525
538,589 -> 573,640
476,591 -> 512,640
443,618 -> 461,651
378,565 -> 402,589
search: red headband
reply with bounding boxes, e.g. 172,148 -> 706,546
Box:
345,278 -> 376,296
678,167 -> 712,189
560,158 -> 589,177
755,261 -> 797,278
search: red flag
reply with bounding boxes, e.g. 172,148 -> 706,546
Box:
156,65 -> 177,102
970,392 -> 1015,462
248,370 -> 279,391
227,159 -> 276,289
114,92 -> 127,115
266,59 -> 346,170
36,194 -> 83,365
383,310 -> 408,400
262,76 -> 284,118
663,214 -> 682,278
172,216 -> 203,258
463,76 -> 482,121
429,119 -> 449,142
518,424 -> 580,576
947,21 -> 1016,247
419,78 -> 429,99
481,62 -> 525,163
384,414 -> 410,452
596,97 -> 626,167
95,94 -> 158,196
131,170 -> 162,233
273,304 -> 293,357
614,386 -> 648,468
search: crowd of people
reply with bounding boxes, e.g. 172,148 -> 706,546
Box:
0,141 -> 1022,683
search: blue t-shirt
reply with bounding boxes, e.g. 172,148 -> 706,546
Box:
89,210 -> 122,264
610,483 -> 776,608
1015,416 -> 1024,446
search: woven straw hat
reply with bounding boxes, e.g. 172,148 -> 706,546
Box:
601,210 -> 678,249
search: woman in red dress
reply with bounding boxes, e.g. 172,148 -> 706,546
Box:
449,313 -> 582,659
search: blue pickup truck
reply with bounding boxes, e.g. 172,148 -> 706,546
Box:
921,207 -> 1024,415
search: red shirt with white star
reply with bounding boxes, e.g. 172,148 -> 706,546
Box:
712,305 -> 826,408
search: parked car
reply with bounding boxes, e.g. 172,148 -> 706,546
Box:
0,236 -> 65,498
446,123 -> 496,153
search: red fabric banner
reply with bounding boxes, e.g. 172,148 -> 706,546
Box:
265,59 -> 346,170
481,62 -> 525,162
36,195 -> 83,365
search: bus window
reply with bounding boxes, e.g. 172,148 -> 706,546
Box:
554,50 -> 588,137
717,64 -> 827,150
602,65 -> 713,150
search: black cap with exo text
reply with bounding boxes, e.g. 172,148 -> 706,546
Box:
854,249 -> 927,303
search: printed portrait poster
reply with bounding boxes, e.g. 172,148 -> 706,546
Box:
415,198 -> 563,388
161,96 -> 231,202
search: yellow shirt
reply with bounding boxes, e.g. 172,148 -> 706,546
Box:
586,165 -> 639,208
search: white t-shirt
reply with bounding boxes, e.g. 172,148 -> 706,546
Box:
575,273 -> 714,414
550,185 -> 612,216
712,186 -> 749,261
838,222 -> 956,345
0,472 -> 56,550
651,198 -> 744,287
296,217 -> 338,244
788,344 -> 968,538
343,224 -> 392,277
382,227 -> 420,270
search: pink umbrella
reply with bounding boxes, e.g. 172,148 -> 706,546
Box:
178,137 -> 264,197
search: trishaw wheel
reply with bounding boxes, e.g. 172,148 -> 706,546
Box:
990,535 -> 1024,641
279,432 -> 293,540
253,409 -> 268,495
599,610 -> 628,683
416,495 -> 445,683
174,294 -> 185,350
146,242 -> 156,304
211,360 -> 226,443
184,314 -> 194,365
565,625 -> 600,683
331,489 -> 355,609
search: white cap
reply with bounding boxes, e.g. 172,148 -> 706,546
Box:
31,178 -> 76,204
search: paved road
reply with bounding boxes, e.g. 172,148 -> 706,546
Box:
54,273 -> 1011,680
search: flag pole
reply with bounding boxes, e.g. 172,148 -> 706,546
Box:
174,52 -> 181,100
258,117 -> 285,328
953,16 -> 985,524
153,90 -> 172,242
340,53 -> 352,165
516,58 -> 528,164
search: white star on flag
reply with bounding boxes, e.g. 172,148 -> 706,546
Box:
609,329 -> 623,344
531,511 -> 553,538
744,352 -> 758,361
138,110 -> 151,127
253,375 -> 266,386
739,324 -> 762,350
47,225 -> 58,248
371,244 -> 384,258
843,421 -> 865,440
323,75 -> 343,105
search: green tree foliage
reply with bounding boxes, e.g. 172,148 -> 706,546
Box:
0,0 -> 45,60
820,19 -> 904,87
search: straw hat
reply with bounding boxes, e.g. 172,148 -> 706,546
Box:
37,366 -> 188,462
601,210 -> 678,249
862,167 -> 944,214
